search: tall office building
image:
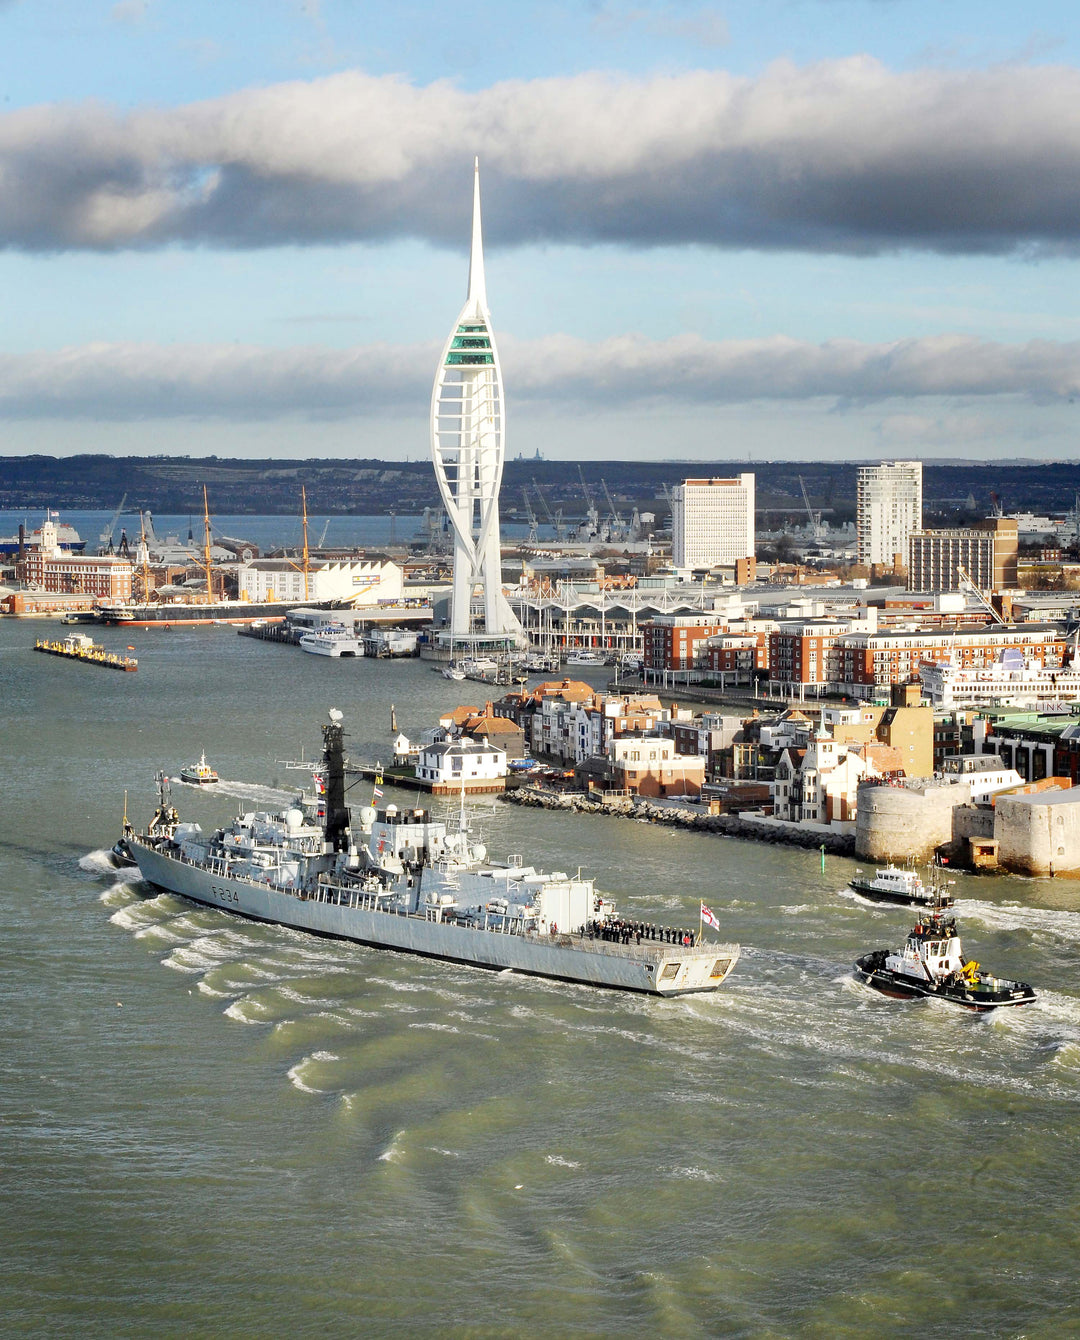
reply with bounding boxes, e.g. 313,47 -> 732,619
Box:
856,461 -> 923,568
671,475 -> 756,580
430,160 -> 523,644
908,517 -> 1019,594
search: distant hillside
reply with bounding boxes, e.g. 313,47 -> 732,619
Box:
1,454 -> 1076,525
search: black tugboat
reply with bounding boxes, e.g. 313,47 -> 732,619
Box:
854,901 -> 1036,1011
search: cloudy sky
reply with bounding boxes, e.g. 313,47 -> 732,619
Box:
2,0 -> 1080,462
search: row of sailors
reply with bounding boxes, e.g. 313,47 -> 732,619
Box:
587,919 -> 697,947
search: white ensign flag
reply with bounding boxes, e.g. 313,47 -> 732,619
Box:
700,901 -> 720,932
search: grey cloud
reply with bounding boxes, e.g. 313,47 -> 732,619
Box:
1,333 -> 1078,420
3,59 -> 1080,254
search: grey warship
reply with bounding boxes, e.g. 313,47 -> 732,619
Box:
120,711 -> 740,996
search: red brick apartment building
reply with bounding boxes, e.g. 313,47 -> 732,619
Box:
643,615 -> 729,672
833,625 -> 1069,699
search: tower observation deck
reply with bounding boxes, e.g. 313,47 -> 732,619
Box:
430,160 -> 524,647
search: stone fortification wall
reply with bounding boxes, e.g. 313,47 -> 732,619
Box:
995,793 -> 1080,877
855,781 -> 971,863
952,806 -> 995,841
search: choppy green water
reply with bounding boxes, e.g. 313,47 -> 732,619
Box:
3,617 -> 1080,1338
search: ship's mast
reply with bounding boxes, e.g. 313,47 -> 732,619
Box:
138,511 -> 150,603
321,710 -> 350,853
202,486 -> 214,604
301,485 -> 311,603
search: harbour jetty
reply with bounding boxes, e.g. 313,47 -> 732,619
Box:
34,633 -> 138,672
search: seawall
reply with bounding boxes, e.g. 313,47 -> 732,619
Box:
503,787 -> 856,855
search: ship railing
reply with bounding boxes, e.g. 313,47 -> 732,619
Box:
519,930 -> 731,962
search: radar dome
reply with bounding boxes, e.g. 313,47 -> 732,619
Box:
359,806 -> 376,831
285,808 -> 304,829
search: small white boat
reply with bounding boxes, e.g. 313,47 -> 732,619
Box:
565,650 -> 607,667
442,662 -> 466,681
180,753 -> 219,785
849,863 -> 953,909
299,624 -> 365,658
460,656 -> 498,675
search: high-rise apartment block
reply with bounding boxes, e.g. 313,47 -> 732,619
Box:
671,475 -> 755,580
908,517 -> 1019,593
856,461 -> 923,568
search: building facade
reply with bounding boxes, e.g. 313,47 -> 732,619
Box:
908,517 -> 1018,593
237,559 -> 403,605
856,461 -> 923,568
15,519 -> 133,602
671,475 -> 755,573
833,624 -> 1069,699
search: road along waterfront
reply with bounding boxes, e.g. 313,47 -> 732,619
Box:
3,614 -> 1080,1336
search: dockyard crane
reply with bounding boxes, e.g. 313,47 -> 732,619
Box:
531,478 -> 568,542
799,476 -> 824,541
956,564 -> 1006,624
98,493 -> 127,553
601,479 -> 625,541
520,487 -> 540,545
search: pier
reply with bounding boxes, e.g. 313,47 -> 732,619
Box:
34,634 -> 138,672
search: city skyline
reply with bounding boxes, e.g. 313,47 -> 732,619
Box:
2,2 -> 1080,462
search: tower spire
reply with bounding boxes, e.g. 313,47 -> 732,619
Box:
467,157 -> 487,311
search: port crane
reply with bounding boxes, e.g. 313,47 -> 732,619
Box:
98,493 -> 128,553
799,477 -> 825,541
520,487 -> 540,545
531,478 -> 567,542
601,479 -> 625,541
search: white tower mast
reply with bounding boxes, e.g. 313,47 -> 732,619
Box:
430,160 -> 523,644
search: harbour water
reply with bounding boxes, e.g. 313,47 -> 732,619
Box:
3,612 -> 1080,1336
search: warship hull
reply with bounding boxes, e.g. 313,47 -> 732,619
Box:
132,840 -> 738,996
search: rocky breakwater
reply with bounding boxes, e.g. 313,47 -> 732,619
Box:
504,787 -> 855,854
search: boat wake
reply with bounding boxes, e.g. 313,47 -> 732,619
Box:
955,898 -> 1080,943
170,777 -> 294,804
80,848 -> 127,874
